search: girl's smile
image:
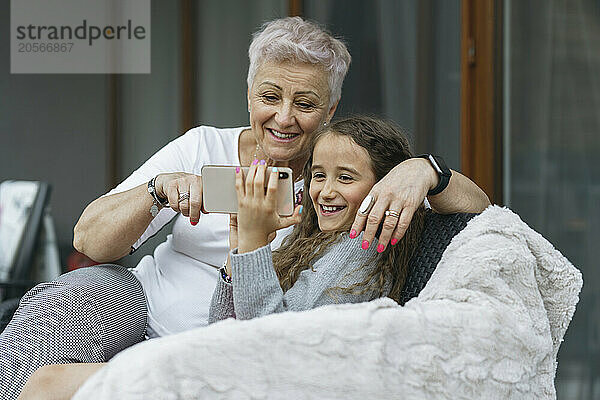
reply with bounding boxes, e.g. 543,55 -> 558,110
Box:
309,133 -> 377,232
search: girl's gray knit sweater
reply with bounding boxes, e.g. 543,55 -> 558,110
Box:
208,233 -> 389,323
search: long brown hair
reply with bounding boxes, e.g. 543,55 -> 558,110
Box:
272,115 -> 426,303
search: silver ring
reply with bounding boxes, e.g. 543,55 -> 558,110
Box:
178,192 -> 190,203
385,210 -> 400,218
358,194 -> 375,216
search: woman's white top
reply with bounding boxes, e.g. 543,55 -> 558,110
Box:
105,126 -> 299,337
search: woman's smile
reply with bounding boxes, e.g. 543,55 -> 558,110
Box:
267,128 -> 300,142
248,61 -> 336,163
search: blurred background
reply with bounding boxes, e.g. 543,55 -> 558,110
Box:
0,0 -> 598,397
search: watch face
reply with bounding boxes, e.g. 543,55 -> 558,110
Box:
431,155 -> 451,176
429,156 -> 444,175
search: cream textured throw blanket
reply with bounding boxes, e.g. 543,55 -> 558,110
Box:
74,206 -> 582,399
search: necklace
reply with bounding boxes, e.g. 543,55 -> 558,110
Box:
252,143 -> 303,183
252,143 -> 270,164
253,143 -> 278,166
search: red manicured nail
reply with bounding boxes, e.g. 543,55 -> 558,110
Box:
361,240 -> 369,250
390,238 -> 398,245
349,229 -> 357,239
235,166 -> 240,173
191,220 -> 198,226
377,244 -> 385,253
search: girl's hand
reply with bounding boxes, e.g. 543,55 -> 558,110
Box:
225,214 -> 239,275
229,213 -> 276,252
228,214 -> 239,251
235,162 -> 301,253
226,213 -> 277,275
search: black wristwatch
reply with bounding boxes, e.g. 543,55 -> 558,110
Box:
416,154 -> 452,196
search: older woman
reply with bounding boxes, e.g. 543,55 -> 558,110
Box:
3,17 -> 489,400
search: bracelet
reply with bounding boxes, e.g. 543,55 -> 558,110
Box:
219,265 -> 232,285
147,176 -> 169,217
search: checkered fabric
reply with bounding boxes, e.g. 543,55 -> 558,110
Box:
0,264 -> 147,400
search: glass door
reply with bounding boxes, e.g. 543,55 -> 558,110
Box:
505,1 -> 600,398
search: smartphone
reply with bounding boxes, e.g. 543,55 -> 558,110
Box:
201,165 -> 295,216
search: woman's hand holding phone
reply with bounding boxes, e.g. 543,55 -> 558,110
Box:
154,172 -> 204,225
235,163 -> 301,254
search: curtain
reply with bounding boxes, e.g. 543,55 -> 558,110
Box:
304,0 -> 461,169
506,1 -> 600,398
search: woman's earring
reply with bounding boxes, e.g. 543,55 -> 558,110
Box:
323,121 -> 328,127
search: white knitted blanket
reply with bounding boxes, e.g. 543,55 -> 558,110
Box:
74,206 -> 582,399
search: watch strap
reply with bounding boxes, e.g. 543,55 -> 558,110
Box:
416,154 -> 452,196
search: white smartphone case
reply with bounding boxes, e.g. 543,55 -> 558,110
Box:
201,165 -> 295,216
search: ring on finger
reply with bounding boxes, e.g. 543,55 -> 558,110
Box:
178,192 -> 190,203
358,194 -> 375,216
385,210 -> 400,218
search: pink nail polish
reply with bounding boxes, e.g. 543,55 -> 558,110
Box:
361,240 -> 369,250
252,159 -> 259,165
377,244 -> 385,253
349,229 -> 357,239
390,238 -> 398,245
235,166 -> 240,173
259,159 -> 266,165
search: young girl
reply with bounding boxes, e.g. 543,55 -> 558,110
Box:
209,116 -> 426,322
